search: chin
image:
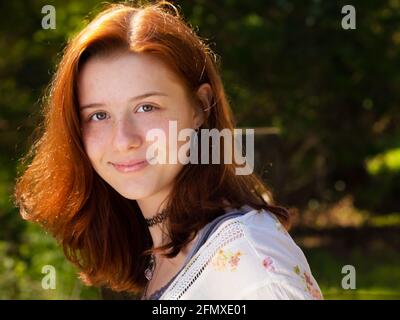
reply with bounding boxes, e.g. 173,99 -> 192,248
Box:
98,169 -> 153,195
113,184 -> 155,200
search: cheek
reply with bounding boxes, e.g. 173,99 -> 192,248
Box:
81,126 -> 109,163
152,115 -> 193,161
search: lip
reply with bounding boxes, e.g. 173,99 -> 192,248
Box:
110,158 -> 153,173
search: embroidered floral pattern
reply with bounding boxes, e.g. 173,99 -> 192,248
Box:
262,256 -> 276,272
293,265 -> 323,300
211,249 -> 243,271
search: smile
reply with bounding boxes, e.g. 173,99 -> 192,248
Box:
111,158 -> 153,173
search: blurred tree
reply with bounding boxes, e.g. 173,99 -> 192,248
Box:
178,0 -> 400,212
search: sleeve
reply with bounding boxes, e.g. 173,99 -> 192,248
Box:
241,278 -> 322,300
239,210 -> 324,300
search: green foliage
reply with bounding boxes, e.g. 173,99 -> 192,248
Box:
366,148 -> 400,175
304,245 -> 400,300
0,227 -> 100,299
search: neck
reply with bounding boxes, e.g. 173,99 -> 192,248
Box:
137,187 -> 171,248
148,223 -> 168,248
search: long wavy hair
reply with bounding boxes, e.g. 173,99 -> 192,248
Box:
13,1 -> 291,294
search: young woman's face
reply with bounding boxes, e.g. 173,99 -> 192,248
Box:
77,51 -> 204,201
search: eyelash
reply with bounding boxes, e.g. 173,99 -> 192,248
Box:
87,104 -> 159,122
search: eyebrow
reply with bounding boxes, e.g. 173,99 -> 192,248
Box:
79,91 -> 168,110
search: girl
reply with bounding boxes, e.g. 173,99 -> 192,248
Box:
14,1 -> 323,300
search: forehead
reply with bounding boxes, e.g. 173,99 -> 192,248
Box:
77,51 -> 186,104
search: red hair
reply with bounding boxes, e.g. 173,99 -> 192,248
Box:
13,1 -> 290,294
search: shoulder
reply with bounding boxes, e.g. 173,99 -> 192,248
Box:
209,206 -> 297,258
205,207 -> 323,299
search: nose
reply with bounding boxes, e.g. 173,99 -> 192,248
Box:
111,115 -> 143,152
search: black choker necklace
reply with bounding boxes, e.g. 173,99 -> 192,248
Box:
145,209 -> 168,227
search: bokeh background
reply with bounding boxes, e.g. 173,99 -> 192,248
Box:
1,0 -> 399,299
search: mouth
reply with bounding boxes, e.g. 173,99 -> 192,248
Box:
110,157 -> 154,173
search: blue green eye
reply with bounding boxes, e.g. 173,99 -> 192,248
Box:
137,104 -> 157,113
89,112 -> 108,121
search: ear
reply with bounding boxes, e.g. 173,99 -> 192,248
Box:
193,83 -> 213,128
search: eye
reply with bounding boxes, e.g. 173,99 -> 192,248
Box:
89,111 -> 109,121
136,104 -> 158,113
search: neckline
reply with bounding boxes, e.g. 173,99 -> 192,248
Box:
145,232 -> 203,300
144,205 -> 253,299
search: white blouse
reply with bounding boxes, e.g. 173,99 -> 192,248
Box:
159,206 -> 323,300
